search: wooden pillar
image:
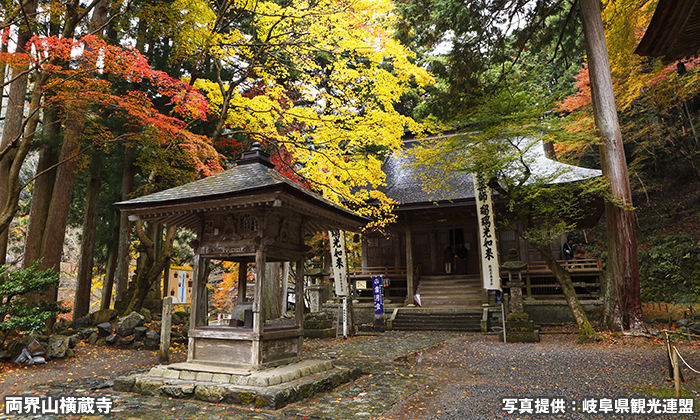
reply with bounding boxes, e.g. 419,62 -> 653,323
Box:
237,260 -> 247,303
252,246 -> 266,366
187,254 -> 202,362
394,232 -> 401,267
430,229 -> 437,273
295,258 -> 304,355
405,227 -> 414,305
361,236 -> 368,268
160,296 -> 172,363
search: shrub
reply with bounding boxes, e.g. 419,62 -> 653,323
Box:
639,234 -> 700,303
0,262 -> 69,346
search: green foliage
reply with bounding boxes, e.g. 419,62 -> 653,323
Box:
0,263 -> 69,344
639,234 -> 700,303
394,0 -> 585,122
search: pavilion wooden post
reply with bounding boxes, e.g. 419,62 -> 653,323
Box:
252,246 -> 266,366
405,227 -> 414,306
295,259 -> 304,355
238,260 -> 248,303
187,254 -> 202,362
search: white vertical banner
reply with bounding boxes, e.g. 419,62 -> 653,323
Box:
473,173 -> 501,290
328,230 -> 349,296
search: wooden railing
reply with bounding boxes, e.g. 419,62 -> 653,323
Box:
512,258 -> 603,274
501,258 -> 603,300
348,266 -> 409,299
348,266 -> 408,278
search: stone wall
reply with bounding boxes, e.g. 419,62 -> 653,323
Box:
523,300 -> 603,324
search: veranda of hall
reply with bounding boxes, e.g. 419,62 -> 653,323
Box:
354,218 -> 603,307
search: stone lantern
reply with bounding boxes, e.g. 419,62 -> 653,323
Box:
500,248 -> 539,342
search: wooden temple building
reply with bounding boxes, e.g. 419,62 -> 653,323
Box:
351,136 -> 605,311
117,145 -> 367,370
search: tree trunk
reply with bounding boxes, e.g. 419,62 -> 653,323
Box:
579,0 -> 645,333
100,219 -> 120,310
23,119 -> 59,268
22,0 -> 63,268
73,154 -> 102,319
533,243 -> 596,340
0,0 -> 38,265
123,223 -> 177,314
115,146 -> 135,302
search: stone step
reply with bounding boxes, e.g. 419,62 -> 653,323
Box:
391,311 -> 484,332
419,286 -> 480,292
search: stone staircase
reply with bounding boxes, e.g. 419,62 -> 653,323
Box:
415,274 -> 483,306
386,275 -> 487,332
389,308 -> 486,332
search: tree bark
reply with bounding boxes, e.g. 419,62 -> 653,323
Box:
22,122 -> 59,268
114,146 -> 135,302
73,154 -> 102,319
123,223 -> 177,314
532,242 -> 596,340
22,0 -> 64,268
0,0 -> 38,265
100,218 -> 120,310
579,0 -> 645,333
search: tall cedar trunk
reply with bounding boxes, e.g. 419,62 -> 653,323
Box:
22,0 -> 64,268
0,0 -> 95,241
100,219 -> 120,310
579,0 -> 645,333
0,0 -> 38,265
32,2 -> 107,331
115,146 -> 135,302
124,223 -> 177,314
23,113 -> 60,268
73,154 -> 102,319
0,40 -> 8,266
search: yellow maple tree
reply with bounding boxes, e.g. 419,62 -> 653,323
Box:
174,0 -> 433,231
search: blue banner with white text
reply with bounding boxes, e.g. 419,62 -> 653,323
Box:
372,275 -> 384,315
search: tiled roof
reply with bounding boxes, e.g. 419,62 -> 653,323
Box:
379,137 -> 602,206
379,140 -> 475,204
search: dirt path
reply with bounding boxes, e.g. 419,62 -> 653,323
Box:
0,343 -> 187,396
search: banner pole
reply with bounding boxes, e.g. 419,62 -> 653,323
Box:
343,297 -> 348,338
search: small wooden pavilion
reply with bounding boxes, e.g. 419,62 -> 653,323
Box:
117,146 -> 367,370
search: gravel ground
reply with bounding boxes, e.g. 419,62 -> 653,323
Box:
1,331 -> 699,419
381,333 -> 700,420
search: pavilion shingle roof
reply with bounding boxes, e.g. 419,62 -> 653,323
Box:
118,161 -> 289,205
116,156 -> 368,232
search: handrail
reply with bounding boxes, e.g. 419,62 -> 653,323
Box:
348,266 -> 408,277
501,258 -> 602,274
